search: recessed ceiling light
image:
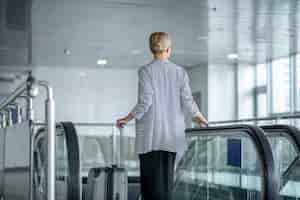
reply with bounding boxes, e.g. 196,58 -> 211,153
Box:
131,49 -> 142,55
64,48 -> 71,55
197,36 -> 208,41
227,53 -> 239,59
97,59 -> 107,65
79,72 -> 87,77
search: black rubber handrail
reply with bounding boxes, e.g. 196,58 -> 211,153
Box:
261,125 -> 300,188
34,122 -> 80,200
260,125 -> 300,154
185,125 -> 278,200
61,122 -> 81,200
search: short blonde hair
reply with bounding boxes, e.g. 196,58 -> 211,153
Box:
149,32 -> 171,54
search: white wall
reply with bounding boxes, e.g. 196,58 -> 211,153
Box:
32,67 -> 138,123
0,82 -> 13,96
31,0 -> 208,67
187,65 -> 208,117
238,64 -> 255,118
208,64 -> 236,121
187,63 -> 242,122
8,63 -> 255,123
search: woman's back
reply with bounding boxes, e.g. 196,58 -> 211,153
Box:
135,59 -> 188,155
116,32 -> 208,200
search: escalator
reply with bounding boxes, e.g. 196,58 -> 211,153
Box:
176,125 -> 278,200
261,125 -> 300,199
33,122 -> 81,200
33,123 -> 300,200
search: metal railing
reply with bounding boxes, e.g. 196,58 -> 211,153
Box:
0,75 -> 55,200
209,113 -> 300,125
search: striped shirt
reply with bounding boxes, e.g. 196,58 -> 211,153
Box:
131,59 -> 201,157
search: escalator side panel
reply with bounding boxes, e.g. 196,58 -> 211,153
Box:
4,121 -> 31,200
0,128 -> 5,197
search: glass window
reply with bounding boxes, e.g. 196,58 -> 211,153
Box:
296,55 -> 300,110
257,93 -> 267,117
257,64 -> 267,87
256,63 -> 268,117
272,58 -> 290,113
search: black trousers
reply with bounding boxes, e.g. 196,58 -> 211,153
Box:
139,150 -> 176,200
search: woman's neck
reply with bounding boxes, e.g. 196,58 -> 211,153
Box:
154,54 -> 169,60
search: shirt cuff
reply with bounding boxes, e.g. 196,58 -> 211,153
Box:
130,107 -> 142,120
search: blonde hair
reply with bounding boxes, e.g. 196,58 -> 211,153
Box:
149,32 -> 171,54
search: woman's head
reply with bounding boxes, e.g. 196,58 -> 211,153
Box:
149,32 -> 172,58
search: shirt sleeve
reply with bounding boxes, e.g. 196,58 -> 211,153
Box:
180,70 -> 201,117
131,68 -> 154,120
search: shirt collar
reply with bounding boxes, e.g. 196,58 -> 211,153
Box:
153,58 -> 170,63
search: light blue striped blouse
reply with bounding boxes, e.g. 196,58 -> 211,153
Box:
131,59 -> 200,157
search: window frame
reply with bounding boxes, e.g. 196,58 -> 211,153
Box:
254,54 -> 299,118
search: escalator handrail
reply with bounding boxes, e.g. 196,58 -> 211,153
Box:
185,125 -> 278,200
261,125 -> 300,188
60,122 -> 81,200
34,122 -> 80,200
260,125 -> 300,154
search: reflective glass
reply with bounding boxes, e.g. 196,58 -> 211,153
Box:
257,93 -> 267,117
174,130 -> 263,200
75,124 -> 139,177
264,130 -> 299,199
256,64 -> 267,87
33,126 -> 68,200
296,55 -> 300,111
272,58 -> 290,113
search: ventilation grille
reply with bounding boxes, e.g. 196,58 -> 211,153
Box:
6,0 -> 27,31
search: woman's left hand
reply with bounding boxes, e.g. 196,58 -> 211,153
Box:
116,113 -> 135,128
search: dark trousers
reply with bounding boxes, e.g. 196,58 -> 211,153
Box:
139,150 -> 176,200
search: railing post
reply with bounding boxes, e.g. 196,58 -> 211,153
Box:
28,97 -> 34,121
0,112 -> 5,128
39,81 -> 55,200
16,104 -> 22,124
17,96 -> 34,121
7,109 -> 13,126
112,125 -> 117,165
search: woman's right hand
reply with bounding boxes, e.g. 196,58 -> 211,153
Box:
116,113 -> 135,128
193,114 -> 208,127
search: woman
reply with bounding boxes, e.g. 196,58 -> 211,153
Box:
117,32 -> 208,200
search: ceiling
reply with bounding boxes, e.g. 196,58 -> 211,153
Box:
0,0 -> 299,86
30,0 -> 208,68
209,0 -> 298,65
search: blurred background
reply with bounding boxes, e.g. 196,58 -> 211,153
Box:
0,0 -> 298,124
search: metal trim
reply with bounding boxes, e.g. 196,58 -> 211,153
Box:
261,125 -> 300,154
209,113 -> 300,125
